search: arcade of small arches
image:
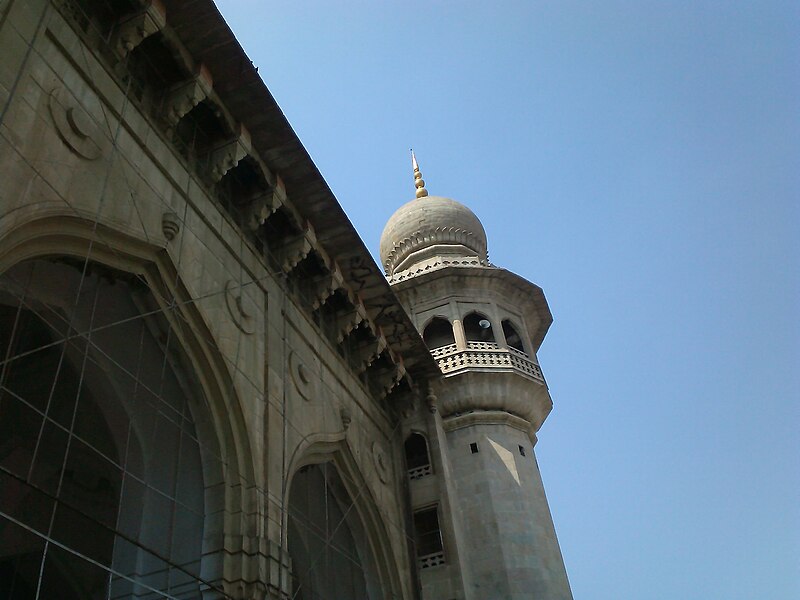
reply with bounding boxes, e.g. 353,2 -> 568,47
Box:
422,312 -> 530,356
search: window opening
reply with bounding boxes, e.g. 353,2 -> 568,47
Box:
404,433 -> 432,480
422,317 -> 455,350
463,312 -> 496,344
413,507 -> 445,569
469,442 -> 479,454
518,445 -> 526,457
502,319 -> 527,354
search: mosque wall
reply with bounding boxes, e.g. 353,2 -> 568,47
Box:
0,1 -> 422,598
1,2 -> 575,599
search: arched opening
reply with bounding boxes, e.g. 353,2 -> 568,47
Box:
0,257 -> 219,598
422,317 -> 455,350
463,312 -> 496,344
413,507 -> 445,569
288,462 -> 383,600
404,433 -> 432,480
502,319 -> 526,354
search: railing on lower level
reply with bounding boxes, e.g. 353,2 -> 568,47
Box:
429,342 -> 544,382
418,551 -> 446,569
408,464 -> 433,481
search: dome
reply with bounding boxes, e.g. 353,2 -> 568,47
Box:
379,195 -> 488,275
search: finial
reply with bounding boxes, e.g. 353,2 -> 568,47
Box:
410,149 -> 428,198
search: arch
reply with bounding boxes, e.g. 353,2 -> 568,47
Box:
404,432 -> 433,480
0,216 -> 259,597
463,311 -> 496,343
502,318 -> 527,354
422,316 -> 455,349
284,435 -> 404,600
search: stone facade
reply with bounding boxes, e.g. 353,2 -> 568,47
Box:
0,1 -> 571,599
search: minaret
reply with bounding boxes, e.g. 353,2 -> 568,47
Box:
381,154 -> 573,599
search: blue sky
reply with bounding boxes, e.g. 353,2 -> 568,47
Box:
213,2 -> 799,598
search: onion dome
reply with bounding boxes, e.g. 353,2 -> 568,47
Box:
379,152 -> 489,277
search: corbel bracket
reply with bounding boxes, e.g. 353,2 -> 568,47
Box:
207,125 -> 251,183
113,0 -> 167,58
163,64 -> 213,132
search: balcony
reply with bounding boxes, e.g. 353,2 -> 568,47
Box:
430,342 -> 544,383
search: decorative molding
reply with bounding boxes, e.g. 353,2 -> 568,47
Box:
385,226 -> 487,275
442,410 -> 537,445
161,211 -> 180,241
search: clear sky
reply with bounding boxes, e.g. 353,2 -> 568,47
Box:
213,2 -> 799,598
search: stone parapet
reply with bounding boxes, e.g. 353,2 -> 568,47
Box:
431,341 -> 545,383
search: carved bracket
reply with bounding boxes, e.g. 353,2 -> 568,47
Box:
163,64 -> 213,131
230,189 -> 278,232
369,358 -> 407,399
351,332 -> 388,374
277,239 -> 309,274
208,126 -> 251,183
307,264 -> 345,310
332,300 -> 367,343
113,0 -> 167,58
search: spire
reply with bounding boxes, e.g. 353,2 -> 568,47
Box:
411,149 -> 428,198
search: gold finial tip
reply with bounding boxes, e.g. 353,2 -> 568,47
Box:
410,149 -> 427,197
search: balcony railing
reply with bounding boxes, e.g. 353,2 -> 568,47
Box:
408,464 -> 433,481
430,342 -> 544,383
418,551 -> 446,569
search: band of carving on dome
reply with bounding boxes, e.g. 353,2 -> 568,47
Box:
380,194 -> 490,277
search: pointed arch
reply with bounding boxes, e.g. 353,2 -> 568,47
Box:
422,316 -> 455,349
0,215 -> 259,596
463,311 -> 496,343
404,431 -> 433,480
284,433 -> 404,600
501,318 -> 527,354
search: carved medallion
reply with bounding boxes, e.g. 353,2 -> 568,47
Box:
288,351 -> 314,401
372,441 -> 389,484
225,279 -> 255,334
49,87 -> 102,160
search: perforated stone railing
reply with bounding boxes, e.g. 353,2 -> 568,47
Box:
408,464 -> 433,481
430,343 -> 458,359
418,551 -> 446,569
430,342 -> 544,383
